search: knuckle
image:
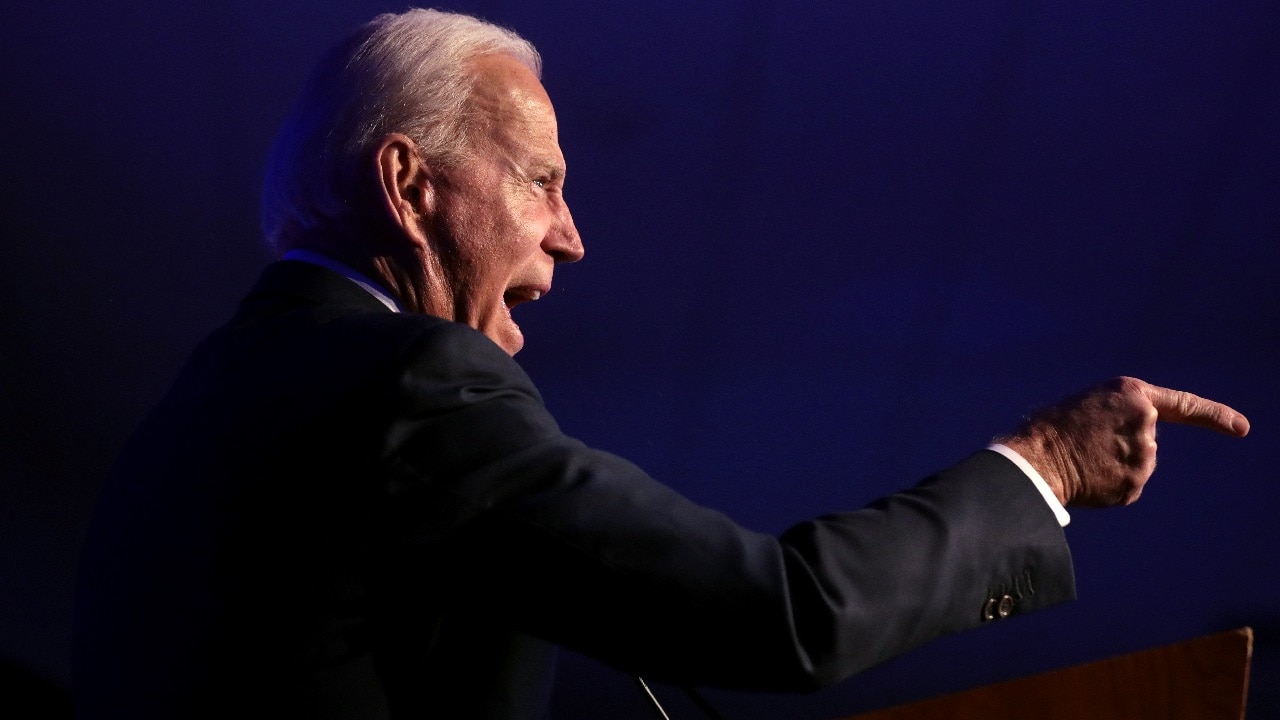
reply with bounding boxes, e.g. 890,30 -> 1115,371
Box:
1115,376 -> 1144,395
1176,393 -> 1195,416
1122,475 -> 1147,505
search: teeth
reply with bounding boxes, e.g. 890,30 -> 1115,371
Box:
504,288 -> 542,307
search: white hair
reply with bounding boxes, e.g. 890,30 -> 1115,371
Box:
260,9 -> 541,255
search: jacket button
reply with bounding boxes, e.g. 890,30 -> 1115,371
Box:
997,594 -> 1015,618
982,598 -> 998,621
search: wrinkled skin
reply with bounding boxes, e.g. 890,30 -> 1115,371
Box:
1001,376 -> 1250,507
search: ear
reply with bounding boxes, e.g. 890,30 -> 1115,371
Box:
373,133 -> 434,248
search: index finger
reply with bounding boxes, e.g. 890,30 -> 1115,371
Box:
1142,384 -> 1251,437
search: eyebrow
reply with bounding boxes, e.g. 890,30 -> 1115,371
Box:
528,159 -> 565,182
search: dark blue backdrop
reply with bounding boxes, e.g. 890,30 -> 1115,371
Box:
2,2 -> 1276,717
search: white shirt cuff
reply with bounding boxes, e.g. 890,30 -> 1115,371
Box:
986,443 -> 1071,527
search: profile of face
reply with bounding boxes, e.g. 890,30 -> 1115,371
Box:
410,54 -> 583,355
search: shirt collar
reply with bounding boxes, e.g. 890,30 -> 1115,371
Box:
282,249 -> 403,313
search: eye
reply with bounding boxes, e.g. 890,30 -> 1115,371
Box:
532,178 -> 546,189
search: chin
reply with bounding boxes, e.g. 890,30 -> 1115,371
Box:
488,325 -> 524,356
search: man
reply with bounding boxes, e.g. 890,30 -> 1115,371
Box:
72,9 -> 1248,719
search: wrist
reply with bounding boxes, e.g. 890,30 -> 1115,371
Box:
998,432 -> 1072,506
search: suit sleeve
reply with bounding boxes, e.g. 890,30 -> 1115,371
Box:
378,322 -> 1076,692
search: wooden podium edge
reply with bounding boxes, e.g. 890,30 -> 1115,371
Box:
838,627 -> 1254,720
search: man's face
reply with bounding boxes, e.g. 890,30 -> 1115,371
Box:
425,54 -> 583,355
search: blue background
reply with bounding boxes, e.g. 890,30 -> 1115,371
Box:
2,2 -> 1276,717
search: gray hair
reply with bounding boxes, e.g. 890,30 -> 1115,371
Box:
260,9 -> 541,255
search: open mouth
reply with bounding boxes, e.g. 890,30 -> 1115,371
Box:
503,285 -> 546,310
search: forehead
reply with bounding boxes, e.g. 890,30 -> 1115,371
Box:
466,54 -> 559,150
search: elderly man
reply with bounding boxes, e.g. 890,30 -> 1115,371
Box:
72,8 -> 1248,720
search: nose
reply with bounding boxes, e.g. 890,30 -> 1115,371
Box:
543,199 -> 584,263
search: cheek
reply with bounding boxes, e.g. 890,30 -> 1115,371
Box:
439,201 -> 503,261
496,201 -> 551,258
446,193 -> 548,287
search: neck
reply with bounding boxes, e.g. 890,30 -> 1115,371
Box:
368,249 -> 443,317
281,223 -> 440,316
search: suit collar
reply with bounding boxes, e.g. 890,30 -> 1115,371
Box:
246,260 -> 394,315
281,250 -> 403,312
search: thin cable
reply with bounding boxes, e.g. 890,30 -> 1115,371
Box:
634,676 -> 672,720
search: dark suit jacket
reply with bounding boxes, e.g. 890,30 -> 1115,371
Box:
73,260 -> 1075,719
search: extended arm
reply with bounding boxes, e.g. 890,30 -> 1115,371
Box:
383,324 -> 1075,690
